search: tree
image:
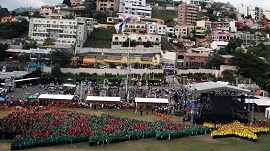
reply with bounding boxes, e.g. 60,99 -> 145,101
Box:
84,0 -> 96,18
143,41 -> 153,47
0,5 -> 10,19
22,39 -> 37,50
222,70 -> 234,82
43,38 -> 55,46
230,51 -> 270,89
0,43 -> 9,61
62,0 -> 71,7
32,11 -> 43,18
50,50 -> 73,68
226,38 -> 242,54
17,52 -> 30,62
0,19 -> 29,39
51,64 -> 62,79
206,53 -> 224,69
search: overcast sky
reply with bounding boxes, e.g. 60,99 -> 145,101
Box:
1,0 -> 270,11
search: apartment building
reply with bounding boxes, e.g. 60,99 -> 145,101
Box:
125,21 -> 147,34
212,22 -> 230,33
28,17 -> 87,48
263,10 -> 270,20
40,5 -> 55,17
156,24 -> 167,36
238,5 -> 263,19
96,0 -> 119,11
111,33 -> 161,49
178,4 -> 199,26
183,0 -> 214,4
174,25 -> 189,38
176,52 -> 208,69
118,0 -> 152,18
211,33 -> 230,41
230,32 -> 257,47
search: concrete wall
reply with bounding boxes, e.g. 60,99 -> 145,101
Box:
43,67 -> 219,76
79,47 -> 161,54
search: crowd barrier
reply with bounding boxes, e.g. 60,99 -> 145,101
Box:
155,112 -> 174,122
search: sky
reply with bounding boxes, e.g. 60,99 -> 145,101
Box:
1,0 -> 270,11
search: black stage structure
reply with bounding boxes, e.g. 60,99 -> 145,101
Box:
183,82 -> 251,124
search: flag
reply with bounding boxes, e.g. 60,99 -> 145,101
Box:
116,15 -> 131,34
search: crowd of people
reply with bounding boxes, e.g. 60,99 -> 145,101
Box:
203,121 -> 269,142
0,109 -> 210,150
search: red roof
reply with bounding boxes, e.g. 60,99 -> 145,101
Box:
184,53 -> 208,57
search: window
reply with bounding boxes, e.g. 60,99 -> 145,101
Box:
190,57 -> 195,60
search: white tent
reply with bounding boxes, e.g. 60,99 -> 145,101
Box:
63,83 -> 76,88
245,96 -> 270,106
265,107 -> 270,119
38,94 -> 74,100
86,96 -> 121,102
135,98 -> 169,104
183,81 -> 251,93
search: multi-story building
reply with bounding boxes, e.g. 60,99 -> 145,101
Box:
212,21 -> 230,33
146,24 -> 157,34
125,21 -> 147,34
197,20 -> 211,29
178,4 -> 199,26
174,25 -> 189,38
238,5 -> 263,20
118,0 -> 152,18
211,33 -> 230,41
96,0 -> 119,11
183,0 -> 214,4
111,33 -> 161,49
71,0 -> 84,6
230,32 -> 257,47
28,17 -> 87,48
176,52 -> 208,69
54,4 -> 70,16
263,10 -> 270,20
156,24 -> 167,36
40,5 -> 55,17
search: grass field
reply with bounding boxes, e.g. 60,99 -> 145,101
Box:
1,109 -> 270,151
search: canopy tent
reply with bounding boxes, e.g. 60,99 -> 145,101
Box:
38,94 -> 74,100
27,95 -> 37,101
85,96 -> 121,104
135,97 -> 169,109
38,94 -> 74,104
135,98 -> 169,104
266,107 -> 270,119
245,96 -> 270,106
183,81 -> 251,94
0,97 -> 5,102
63,83 -> 76,88
66,78 -> 73,82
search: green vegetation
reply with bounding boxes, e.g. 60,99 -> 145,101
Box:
83,38 -> 112,48
152,10 -> 178,25
0,19 -> 29,39
84,27 -> 116,48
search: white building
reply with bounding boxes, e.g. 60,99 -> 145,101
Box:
156,24 -> 167,36
183,0 -> 214,4
263,10 -> 270,20
238,5 -> 263,19
111,33 -> 161,49
118,0 -> 152,18
28,17 -> 88,49
40,5 -> 55,17
211,41 -> 228,50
